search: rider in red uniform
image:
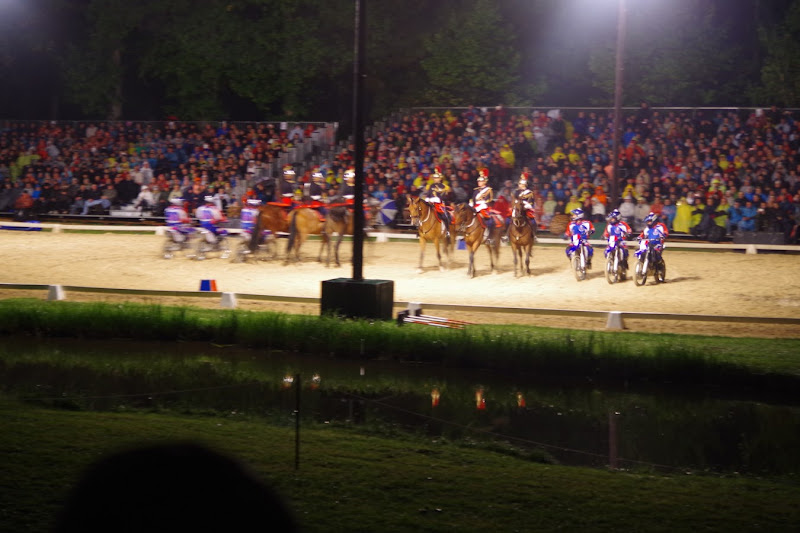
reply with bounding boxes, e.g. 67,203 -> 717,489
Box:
422,167 -> 452,237
513,172 -> 537,224
470,168 -> 495,242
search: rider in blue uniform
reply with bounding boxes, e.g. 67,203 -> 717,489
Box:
603,208 -> 631,269
636,212 -> 668,264
164,198 -> 194,242
565,208 -> 595,268
195,195 -> 228,243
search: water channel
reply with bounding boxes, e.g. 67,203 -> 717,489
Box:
1,338 -> 798,477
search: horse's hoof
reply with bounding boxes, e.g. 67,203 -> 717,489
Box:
416,268 -> 423,274
439,266 -> 445,272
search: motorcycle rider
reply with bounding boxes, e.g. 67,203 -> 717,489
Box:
565,208 -> 595,268
603,208 -> 631,270
164,198 -> 194,243
636,211 -> 668,264
196,195 -> 228,244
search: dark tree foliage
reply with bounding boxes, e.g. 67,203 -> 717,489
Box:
1,0 -> 798,121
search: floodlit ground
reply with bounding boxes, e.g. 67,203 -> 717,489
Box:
1,230 -> 798,338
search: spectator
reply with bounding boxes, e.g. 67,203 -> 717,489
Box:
82,183 -> 117,215
131,185 -> 155,213
738,200 -> 758,232
13,188 -> 34,221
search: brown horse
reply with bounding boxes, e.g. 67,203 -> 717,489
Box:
286,207 -> 325,263
407,195 -> 453,273
452,203 -> 504,278
288,202 -> 377,265
249,204 -> 290,252
507,197 -> 536,277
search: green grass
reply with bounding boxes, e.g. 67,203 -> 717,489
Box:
1,395 -> 798,533
1,298 -> 798,391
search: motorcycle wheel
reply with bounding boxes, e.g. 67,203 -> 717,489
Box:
634,258 -> 648,286
655,259 -> 666,283
573,251 -> 586,281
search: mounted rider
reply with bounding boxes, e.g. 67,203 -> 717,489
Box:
565,207 -> 595,268
239,198 -> 261,235
513,171 -> 537,224
470,167 -> 495,242
636,211 -> 668,263
339,167 -> 356,205
164,197 -> 194,242
603,208 -> 631,269
422,166 -> 452,237
196,195 -> 228,243
303,169 -> 327,212
280,164 -> 297,206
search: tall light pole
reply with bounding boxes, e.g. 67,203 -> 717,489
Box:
610,0 -> 626,209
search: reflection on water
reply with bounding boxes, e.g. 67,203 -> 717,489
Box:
1,338 -> 798,476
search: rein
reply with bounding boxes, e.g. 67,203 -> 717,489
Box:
412,200 -> 438,237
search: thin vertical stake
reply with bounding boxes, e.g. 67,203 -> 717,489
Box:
295,373 -> 301,470
609,411 -> 618,470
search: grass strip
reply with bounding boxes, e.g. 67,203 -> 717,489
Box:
0,298 -> 798,395
1,395 -> 798,533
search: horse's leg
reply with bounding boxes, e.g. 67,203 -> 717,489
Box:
319,227 -> 328,265
468,241 -> 479,277
512,244 -> 519,277
417,238 -> 426,274
434,235 -> 445,272
334,232 -> 343,267
525,243 -> 532,276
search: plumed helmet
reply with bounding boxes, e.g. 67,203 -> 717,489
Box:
312,171 -> 324,182
478,168 -> 489,180
169,198 -> 184,206
345,168 -> 355,180
571,208 -> 584,221
283,165 -> 296,177
645,212 -> 658,225
204,195 -> 215,203
432,168 -> 443,180
247,198 -> 262,206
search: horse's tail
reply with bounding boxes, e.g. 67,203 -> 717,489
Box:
249,211 -> 263,252
287,210 -> 298,253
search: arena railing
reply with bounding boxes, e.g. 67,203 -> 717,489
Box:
1,282 -> 798,332
2,220 -> 798,255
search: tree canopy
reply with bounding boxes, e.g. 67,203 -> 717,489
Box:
1,0 -> 800,122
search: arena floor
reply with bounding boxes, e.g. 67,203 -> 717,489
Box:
1,230 -> 799,338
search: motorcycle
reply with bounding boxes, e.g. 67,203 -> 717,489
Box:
231,230 -> 277,263
570,233 -> 590,281
195,228 -> 230,260
162,227 -> 196,259
605,234 -> 628,284
634,239 -> 666,286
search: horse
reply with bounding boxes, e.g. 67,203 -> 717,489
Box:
507,197 -> 537,277
286,207 -> 325,263
249,204 -> 291,253
407,195 -> 454,273
319,199 -> 382,267
452,202 -> 505,278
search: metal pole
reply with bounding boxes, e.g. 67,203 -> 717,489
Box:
351,0 -> 366,281
608,410 -> 618,470
294,373 -> 301,470
610,0 -> 626,209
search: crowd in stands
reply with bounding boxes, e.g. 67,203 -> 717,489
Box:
1,103 -> 799,243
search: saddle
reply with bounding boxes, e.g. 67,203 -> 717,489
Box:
478,209 -> 504,229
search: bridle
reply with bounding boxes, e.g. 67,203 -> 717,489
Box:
410,198 -> 437,236
456,205 -> 481,236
